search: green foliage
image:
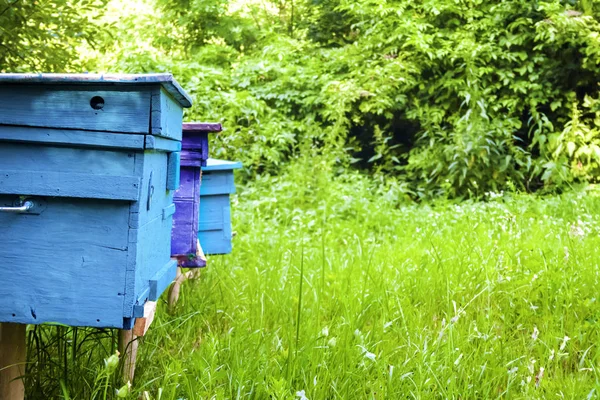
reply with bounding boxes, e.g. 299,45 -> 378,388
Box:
5,0 -> 600,197
0,0 -> 108,72
81,0 -> 600,198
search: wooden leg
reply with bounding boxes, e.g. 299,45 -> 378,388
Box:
168,267 -> 189,312
0,323 -> 26,400
118,329 -> 138,384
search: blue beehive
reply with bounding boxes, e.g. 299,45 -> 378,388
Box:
0,73 -> 191,329
198,159 -> 242,254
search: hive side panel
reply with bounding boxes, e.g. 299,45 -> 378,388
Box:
0,85 -> 152,133
199,171 -> 236,195
151,88 -> 183,141
0,142 -> 136,175
0,126 -> 146,150
0,143 -> 141,200
198,194 -> 233,255
0,197 -> 129,327
132,214 -> 177,305
128,151 -> 174,228
171,167 -> 200,256
126,151 -> 177,315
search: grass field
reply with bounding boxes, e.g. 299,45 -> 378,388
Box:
26,168 -> 600,399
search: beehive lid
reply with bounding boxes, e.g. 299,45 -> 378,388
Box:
203,158 -> 242,171
0,73 -> 192,108
183,122 -> 223,132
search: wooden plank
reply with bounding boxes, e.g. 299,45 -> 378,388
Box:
200,171 -> 237,195
145,135 -> 181,152
0,85 -> 152,133
132,301 -> 156,336
0,142 -> 137,176
149,260 -> 178,301
0,170 -> 141,201
198,195 -> 233,255
151,88 -> 183,141
0,323 -> 26,400
162,203 -> 176,220
0,73 -> 192,108
166,152 -> 181,190
0,197 -> 129,327
0,126 -> 146,150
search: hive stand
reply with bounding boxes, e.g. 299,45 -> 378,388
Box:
0,73 -> 191,395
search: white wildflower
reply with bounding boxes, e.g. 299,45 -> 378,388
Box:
365,351 -> 376,361
569,221 -> 586,238
535,367 -> 545,388
560,336 -> 570,351
296,390 -> 309,400
321,326 -> 329,337
532,326 -> 539,341
327,337 -> 337,348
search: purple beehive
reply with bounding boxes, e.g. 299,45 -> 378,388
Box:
171,122 -> 222,267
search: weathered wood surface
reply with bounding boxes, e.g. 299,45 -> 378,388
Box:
170,123 -> 217,263
198,195 -> 232,255
0,74 -> 185,329
0,323 -> 26,400
197,159 -> 242,255
0,86 -> 153,134
118,329 -> 138,384
171,168 -> 201,259
0,170 -> 141,201
0,125 -> 146,150
0,73 -> 192,108
166,152 -> 181,190
145,135 -> 181,152
181,122 -> 222,132
132,301 -> 156,336
151,88 -> 184,141
0,196 -> 129,327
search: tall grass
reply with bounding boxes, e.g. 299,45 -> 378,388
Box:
27,160 -> 600,399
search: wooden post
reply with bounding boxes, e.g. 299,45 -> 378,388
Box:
118,301 -> 156,383
0,323 -> 26,400
118,329 -> 138,384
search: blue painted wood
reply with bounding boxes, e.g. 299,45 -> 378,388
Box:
197,158 -> 242,255
0,75 -> 188,329
200,159 -> 242,196
162,204 -> 176,220
166,152 -> 181,190
151,88 -> 184,141
0,126 -> 146,150
0,74 -> 191,138
0,86 -> 153,134
0,73 -> 192,108
0,170 -> 141,201
0,196 -> 129,327
145,135 -> 182,152
149,259 -> 178,301
198,195 -> 233,254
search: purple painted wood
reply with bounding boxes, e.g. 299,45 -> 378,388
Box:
171,122 -> 222,267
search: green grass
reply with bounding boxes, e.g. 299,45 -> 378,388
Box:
26,166 -> 600,399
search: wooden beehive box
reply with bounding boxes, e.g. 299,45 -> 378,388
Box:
198,158 -> 242,255
0,73 -> 191,329
171,122 -> 222,267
